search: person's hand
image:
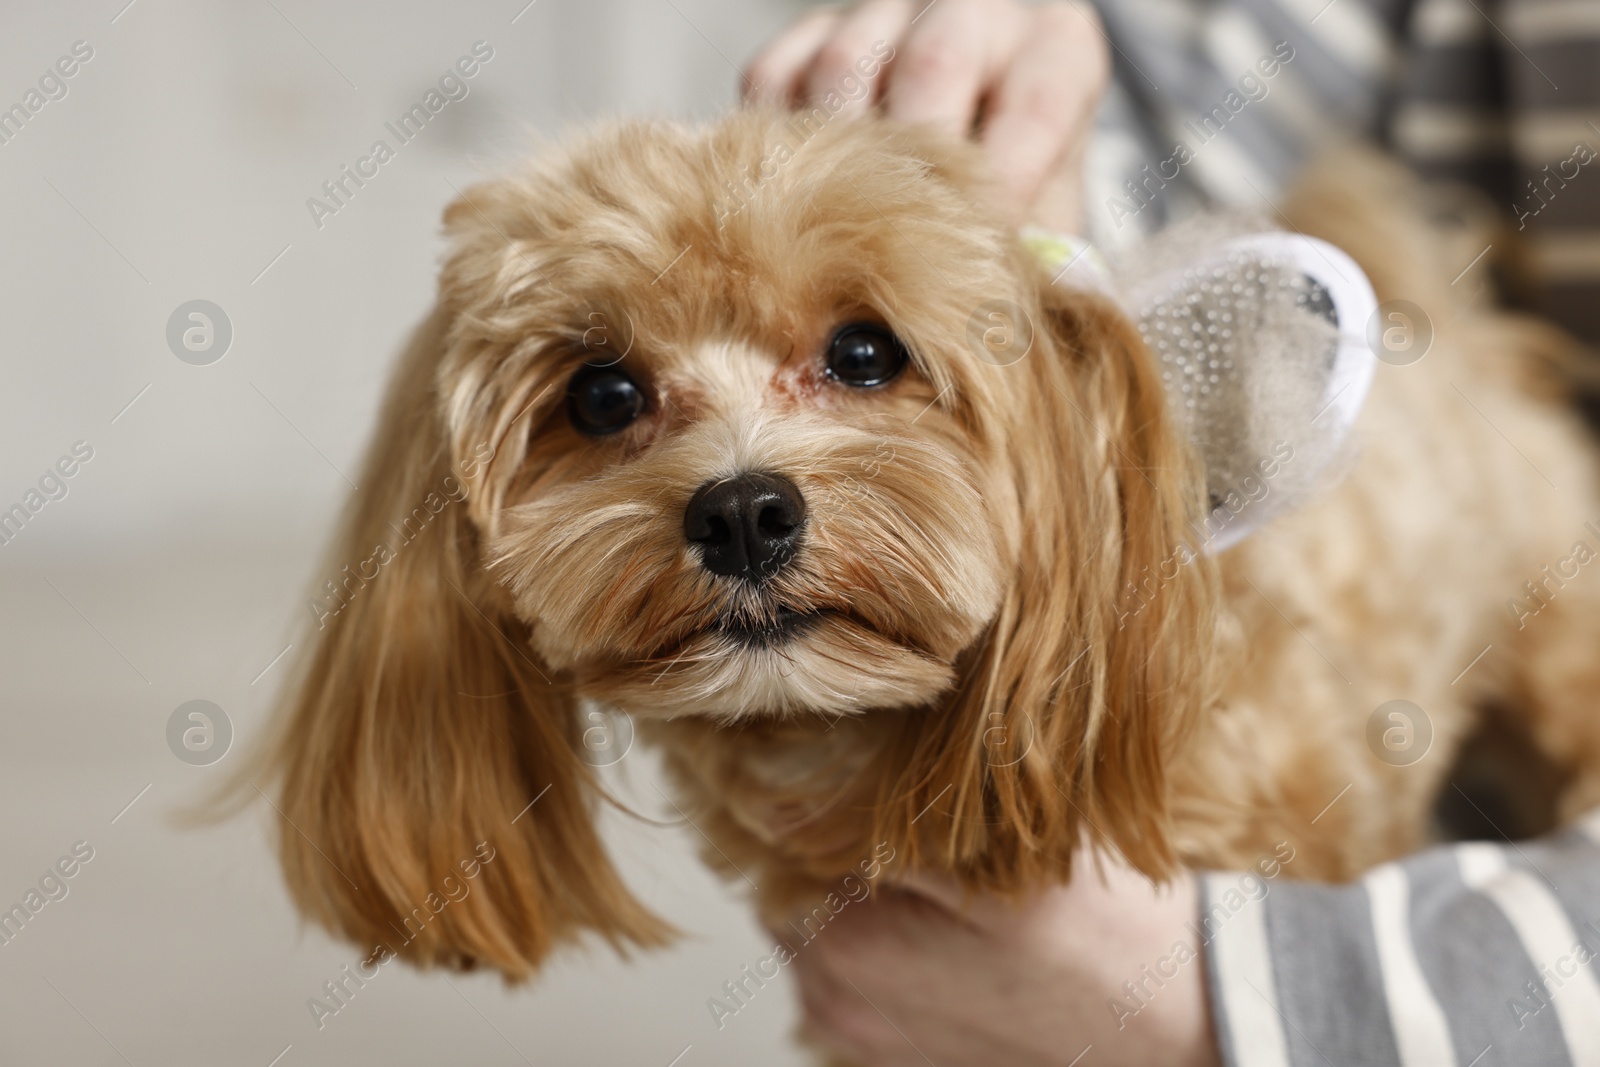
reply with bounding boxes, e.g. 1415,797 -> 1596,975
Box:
742,0 -> 1110,233
782,852 -> 1221,1067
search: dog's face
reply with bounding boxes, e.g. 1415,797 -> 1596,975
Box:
264,111 -> 1215,980
442,115 -> 1026,719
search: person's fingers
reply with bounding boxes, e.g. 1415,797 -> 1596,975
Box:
884,0 -> 1025,136
744,5 -> 843,105
979,2 -> 1108,226
801,0 -> 914,118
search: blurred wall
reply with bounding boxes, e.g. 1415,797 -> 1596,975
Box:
0,2 -> 825,1065
0,0 -> 797,557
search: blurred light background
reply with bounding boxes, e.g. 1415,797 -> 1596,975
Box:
0,1 -> 819,1064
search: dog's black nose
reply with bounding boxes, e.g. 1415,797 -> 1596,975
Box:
684,472 -> 806,581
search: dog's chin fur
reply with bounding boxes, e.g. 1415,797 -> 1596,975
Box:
251,106 -> 1600,1025
575,620 -> 958,720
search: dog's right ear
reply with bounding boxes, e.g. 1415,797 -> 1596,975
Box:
261,308 -> 670,980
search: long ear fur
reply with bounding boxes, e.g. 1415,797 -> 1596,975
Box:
872,282 -> 1218,887
260,309 -> 670,979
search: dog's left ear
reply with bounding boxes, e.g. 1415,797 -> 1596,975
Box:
870,283 -> 1219,885
869,232 -> 1377,886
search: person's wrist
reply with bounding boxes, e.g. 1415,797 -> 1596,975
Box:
1118,873 -> 1221,1067
1050,865 -> 1221,1067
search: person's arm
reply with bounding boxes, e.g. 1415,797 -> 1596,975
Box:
741,0 -> 1109,234
1204,815 -> 1600,1066
789,813 -> 1600,1066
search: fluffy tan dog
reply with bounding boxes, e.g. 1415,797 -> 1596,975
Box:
258,109 -> 1600,1004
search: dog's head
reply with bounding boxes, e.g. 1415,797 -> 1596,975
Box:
265,111 -> 1217,978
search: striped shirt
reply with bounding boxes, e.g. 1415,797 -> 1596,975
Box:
1202,809 -> 1600,1066
1086,0 -> 1600,344
1076,1 -> 1600,1061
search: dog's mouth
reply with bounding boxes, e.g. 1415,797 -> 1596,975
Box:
713,606 -> 830,648
595,596 -> 956,717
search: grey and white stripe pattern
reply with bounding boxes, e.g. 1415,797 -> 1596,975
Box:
1088,2 -> 1600,1059
1090,0 -> 1600,344
1204,810 -> 1600,1066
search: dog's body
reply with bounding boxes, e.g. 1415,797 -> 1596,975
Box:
658,292 -> 1600,909
260,110 -> 1600,1011
1164,161 -> 1600,880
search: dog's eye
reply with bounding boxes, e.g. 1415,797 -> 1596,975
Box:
567,364 -> 644,435
826,323 -> 907,387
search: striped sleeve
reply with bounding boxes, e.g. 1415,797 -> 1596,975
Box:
1389,0 -> 1600,345
1089,0 -> 1414,242
1089,0 -> 1600,345
1204,811 -> 1600,1067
